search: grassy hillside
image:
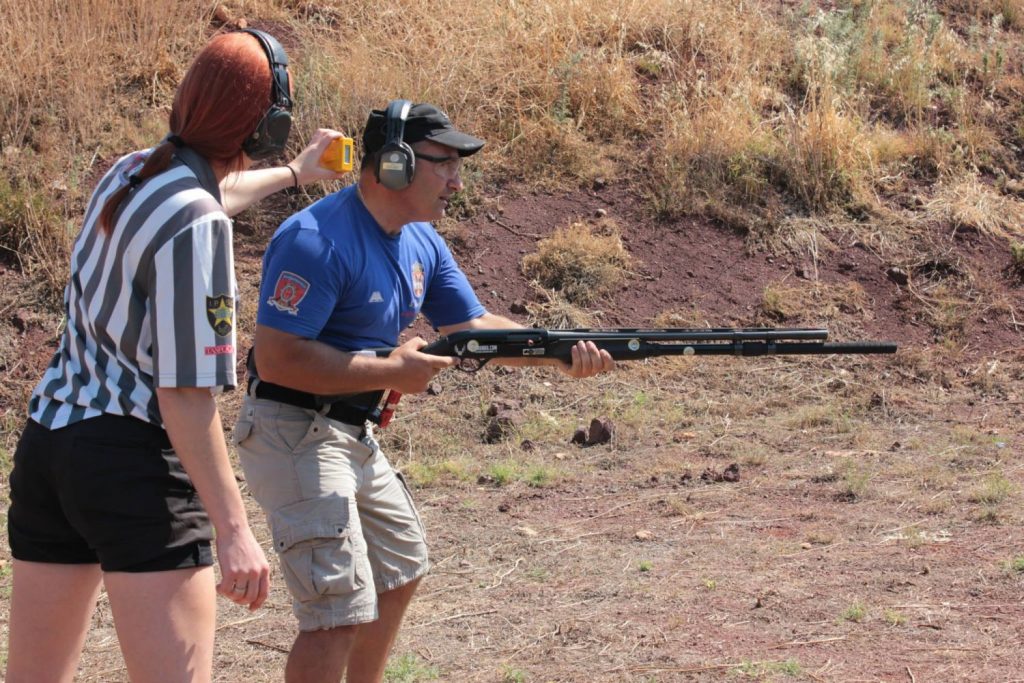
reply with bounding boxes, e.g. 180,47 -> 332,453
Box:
3,0 -> 1024,290
1,2 -> 1023,680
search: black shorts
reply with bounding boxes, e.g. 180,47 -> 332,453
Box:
8,414 -> 214,572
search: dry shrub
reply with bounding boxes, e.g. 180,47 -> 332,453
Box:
498,117 -> 615,188
521,219 -> 631,307
915,284 -> 972,339
964,355 -> 1022,397
758,281 -> 873,338
795,1 -> 963,124
927,178 -> 1024,239
648,90 -> 777,222
869,125 -> 957,182
1011,242 -> 1024,279
937,84 -> 1016,174
776,85 -> 873,212
952,115 -> 1008,172
651,309 -> 716,329
941,0 -> 1024,31
524,286 -> 600,329
891,346 -> 954,386
893,242 -> 982,341
794,0 -> 1022,185
758,216 -> 844,276
640,3 -> 792,222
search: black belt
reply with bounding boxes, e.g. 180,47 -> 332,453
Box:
248,378 -> 375,426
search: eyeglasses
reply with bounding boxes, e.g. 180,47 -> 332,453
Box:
414,151 -> 462,179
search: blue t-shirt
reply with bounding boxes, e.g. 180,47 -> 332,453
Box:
257,185 -> 485,350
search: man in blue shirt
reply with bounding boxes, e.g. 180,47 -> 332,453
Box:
235,101 -> 613,682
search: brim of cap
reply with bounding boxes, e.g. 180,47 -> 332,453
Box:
424,129 -> 485,156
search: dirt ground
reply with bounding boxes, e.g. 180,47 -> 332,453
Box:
1,177 -> 1023,682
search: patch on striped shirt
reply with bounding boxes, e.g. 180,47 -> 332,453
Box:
206,294 -> 234,337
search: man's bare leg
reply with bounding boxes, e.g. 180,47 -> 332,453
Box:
345,578 -> 422,683
285,624 -> 358,683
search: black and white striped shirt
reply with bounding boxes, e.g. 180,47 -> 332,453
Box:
29,147 -> 238,429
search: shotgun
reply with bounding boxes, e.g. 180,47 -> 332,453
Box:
416,327 -> 897,372
360,328 -> 896,426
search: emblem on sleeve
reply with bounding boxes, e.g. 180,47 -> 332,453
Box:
411,262 -> 425,299
267,271 -> 311,315
205,294 -> 235,337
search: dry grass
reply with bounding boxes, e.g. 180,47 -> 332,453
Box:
523,285 -> 602,329
3,0 -> 1024,288
795,1 -> 963,124
928,176 -> 1024,239
647,90 -> 777,223
776,84 -> 873,213
943,0 -> 1024,31
521,219 -> 631,307
758,280 -> 877,340
0,0 -> 212,296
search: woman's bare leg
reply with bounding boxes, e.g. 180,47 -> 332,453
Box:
104,565 -> 217,683
5,560 -> 103,683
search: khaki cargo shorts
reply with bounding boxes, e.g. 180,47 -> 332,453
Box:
234,396 -> 429,631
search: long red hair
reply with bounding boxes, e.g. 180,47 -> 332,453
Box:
98,32 -> 275,233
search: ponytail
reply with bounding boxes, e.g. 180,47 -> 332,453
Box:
97,140 -> 176,235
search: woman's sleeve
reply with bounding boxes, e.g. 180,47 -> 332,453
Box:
149,215 -> 238,390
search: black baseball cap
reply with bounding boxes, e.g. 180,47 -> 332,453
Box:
362,102 -> 485,158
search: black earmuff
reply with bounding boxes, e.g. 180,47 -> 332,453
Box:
375,99 -> 415,190
239,29 -> 293,160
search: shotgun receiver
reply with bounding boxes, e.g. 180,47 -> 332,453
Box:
417,327 -> 897,372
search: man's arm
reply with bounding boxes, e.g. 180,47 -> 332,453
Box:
220,129 -> 347,216
437,312 -> 614,378
253,324 -> 455,396
436,311 -> 520,335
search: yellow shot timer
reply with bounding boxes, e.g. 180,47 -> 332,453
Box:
320,137 -> 354,172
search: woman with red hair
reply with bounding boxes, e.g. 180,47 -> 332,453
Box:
5,29 -> 345,683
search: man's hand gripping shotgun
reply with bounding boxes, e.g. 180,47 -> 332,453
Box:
371,327 -> 897,425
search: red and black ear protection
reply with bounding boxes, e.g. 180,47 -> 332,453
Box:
239,29 -> 293,160
375,99 -> 414,190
